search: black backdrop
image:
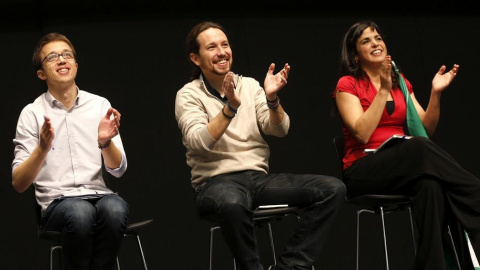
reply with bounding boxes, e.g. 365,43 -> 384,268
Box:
1,2 -> 479,269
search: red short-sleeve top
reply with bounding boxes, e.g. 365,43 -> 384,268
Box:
333,75 -> 414,169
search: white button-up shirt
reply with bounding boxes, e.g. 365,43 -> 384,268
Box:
12,89 -> 127,211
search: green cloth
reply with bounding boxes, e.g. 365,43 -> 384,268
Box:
466,232 -> 480,270
391,61 -> 428,138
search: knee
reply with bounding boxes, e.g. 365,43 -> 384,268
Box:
312,176 -> 346,204
218,194 -> 249,215
416,177 -> 442,190
332,177 -> 347,197
407,136 -> 433,154
309,175 -> 347,207
97,195 -> 129,227
409,136 -> 429,145
64,201 -> 96,236
205,190 -> 250,222
412,177 -> 444,197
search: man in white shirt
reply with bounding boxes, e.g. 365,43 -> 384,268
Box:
12,32 -> 128,270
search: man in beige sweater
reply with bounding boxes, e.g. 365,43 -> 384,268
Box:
175,21 -> 346,270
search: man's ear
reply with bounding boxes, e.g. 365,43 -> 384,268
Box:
37,69 -> 46,80
189,53 -> 200,66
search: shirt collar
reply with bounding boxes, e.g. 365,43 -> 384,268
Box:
200,73 -> 227,102
45,86 -> 80,108
200,73 -> 242,102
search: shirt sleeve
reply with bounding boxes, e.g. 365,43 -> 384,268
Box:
12,104 -> 41,169
335,76 -> 358,96
101,99 -> 128,178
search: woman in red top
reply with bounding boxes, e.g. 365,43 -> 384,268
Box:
334,20 -> 480,269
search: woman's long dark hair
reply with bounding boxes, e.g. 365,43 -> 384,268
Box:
332,20 -> 400,120
339,20 -> 399,88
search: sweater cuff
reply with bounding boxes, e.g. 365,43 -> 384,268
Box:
199,126 -> 217,150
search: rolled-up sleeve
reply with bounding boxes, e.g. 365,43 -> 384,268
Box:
12,104 -> 41,170
100,100 -> 127,178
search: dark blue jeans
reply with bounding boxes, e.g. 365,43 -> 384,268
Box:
42,194 -> 129,270
195,170 -> 346,270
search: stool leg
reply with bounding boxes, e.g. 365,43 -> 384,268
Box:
210,226 -> 220,270
356,210 -> 361,270
447,225 -> 462,270
379,206 -> 390,270
267,222 -> 277,266
50,248 -> 54,270
407,207 -> 416,255
135,234 -> 148,270
51,246 -> 61,270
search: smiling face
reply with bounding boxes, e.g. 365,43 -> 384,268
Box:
37,40 -> 78,89
355,27 -> 387,68
189,27 -> 233,81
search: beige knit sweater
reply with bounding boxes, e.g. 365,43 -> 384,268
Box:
175,74 -> 290,190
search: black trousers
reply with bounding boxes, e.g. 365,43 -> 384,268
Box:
344,136 -> 480,270
195,170 -> 346,270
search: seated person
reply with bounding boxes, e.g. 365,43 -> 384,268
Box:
334,20 -> 480,269
12,32 -> 129,270
175,21 -> 346,270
